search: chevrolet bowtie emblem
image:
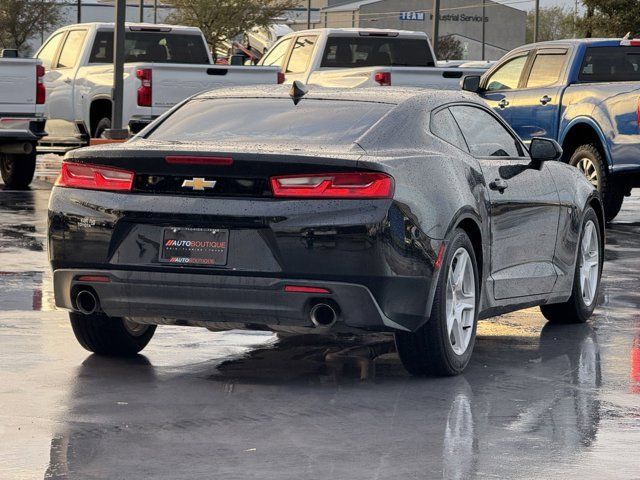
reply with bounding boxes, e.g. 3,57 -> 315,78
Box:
182,178 -> 216,191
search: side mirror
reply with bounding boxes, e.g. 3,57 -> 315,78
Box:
461,75 -> 481,93
529,137 -> 562,164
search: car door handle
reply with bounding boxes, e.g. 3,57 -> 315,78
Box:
539,95 -> 552,105
489,178 -> 508,193
498,99 -> 510,109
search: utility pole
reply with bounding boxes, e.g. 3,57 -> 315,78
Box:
139,0 -> 144,22
77,0 -> 81,23
105,0 -> 128,140
481,0 -> 486,60
307,0 -> 311,29
432,0 -> 440,56
533,0 -> 540,42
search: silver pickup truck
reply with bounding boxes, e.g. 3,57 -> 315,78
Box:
0,51 -> 47,188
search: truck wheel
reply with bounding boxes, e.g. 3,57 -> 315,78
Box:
94,117 -> 111,138
569,144 -> 623,222
395,229 -> 479,376
540,207 -> 602,324
0,151 -> 36,189
69,312 -> 156,356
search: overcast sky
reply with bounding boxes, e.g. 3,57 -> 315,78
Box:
496,0 -> 578,12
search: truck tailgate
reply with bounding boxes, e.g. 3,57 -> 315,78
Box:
139,63 -> 281,112
386,66 -> 489,90
0,58 -> 38,115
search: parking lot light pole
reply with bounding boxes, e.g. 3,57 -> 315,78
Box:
533,0 -> 540,42
139,0 -> 144,22
481,0 -> 486,60
154,0 -> 158,23
307,0 -> 311,29
77,0 -> 82,23
104,0 -> 129,140
431,0 -> 440,56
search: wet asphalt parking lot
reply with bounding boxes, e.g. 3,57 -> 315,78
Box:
1,177 -> 639,480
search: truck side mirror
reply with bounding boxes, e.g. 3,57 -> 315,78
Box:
461,75 -> 481,93
529,137 -> 562,165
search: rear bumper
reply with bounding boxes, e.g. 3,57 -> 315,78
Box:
54,269 -> 410,332
0,117 -> 46,143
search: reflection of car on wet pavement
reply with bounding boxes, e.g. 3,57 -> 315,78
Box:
41,323 -> 603,479
49,85 -> 604,376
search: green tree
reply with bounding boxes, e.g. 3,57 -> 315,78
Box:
168,0 -> 297,54
526,6 -> 576,43
0,0 -> 61,55
436,35 -> 463,60
579,0 -> 640,37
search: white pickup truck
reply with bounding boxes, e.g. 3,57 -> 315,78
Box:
258,28 -> 489,89
35,23 -> 281,151
0,52 -> 47,188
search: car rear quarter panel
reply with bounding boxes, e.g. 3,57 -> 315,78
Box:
545,160 -> 603,295
560,83 -> 640,173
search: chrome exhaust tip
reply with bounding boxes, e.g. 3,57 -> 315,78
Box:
310,303 -> 338,328
76,290 -> 99,315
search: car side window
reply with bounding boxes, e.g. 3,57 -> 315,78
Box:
450,105 -> 524,158
56,30 -> 87,69
261,38 -> 292,68
430,108 -> 469,152
286,36 -> 317,73
485,54 -> 528,91
36,31 -> 65,70
526,52 -> 567,88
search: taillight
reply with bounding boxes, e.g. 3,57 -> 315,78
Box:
374,71 -> 391,86
270,172 -> 394,199
36,64 -> 45,104
136,68 -> 152,107
277,71 -> 285,84
637,97 -> 640,131
55,162 -> 134,191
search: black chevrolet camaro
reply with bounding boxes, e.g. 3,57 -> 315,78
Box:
48,86 -> 604,375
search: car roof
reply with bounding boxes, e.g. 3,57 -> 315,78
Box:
194,85 -> 484,109
57,22 -> 202,33
279,28 -> 428,39
512,38 -> 625,51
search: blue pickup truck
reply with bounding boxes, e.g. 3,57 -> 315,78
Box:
462,38 -> 640,221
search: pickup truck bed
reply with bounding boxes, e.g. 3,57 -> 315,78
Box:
35,23 -> 281,151
259,28 -> 488,90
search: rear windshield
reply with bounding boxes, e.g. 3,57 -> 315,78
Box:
89,31 -> 210,64
579,46 -> 640,82
320,36 -> 435,68
146,98 -> 392,145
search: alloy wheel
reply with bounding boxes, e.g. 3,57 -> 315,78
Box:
445,248 -> 476,355
579,220 -> 600,307
576,157 -> 599,188
123,319 -> 149,337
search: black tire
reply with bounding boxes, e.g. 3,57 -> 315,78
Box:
0,151 -> 36,189
69,312 -> 156,356
395,229 -> 479,376
568,144 -> 623,222
93,117 -> 111,138
540,207 -> 602,324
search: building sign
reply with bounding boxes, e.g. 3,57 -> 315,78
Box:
439,14 -> 488,23
399,11 -> 425,21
